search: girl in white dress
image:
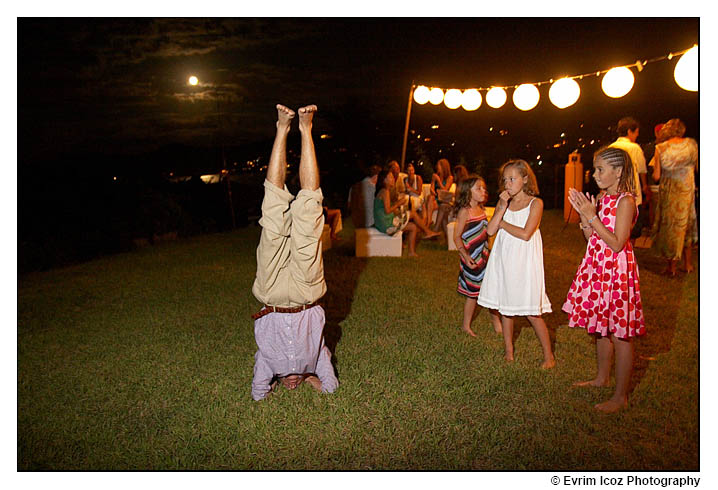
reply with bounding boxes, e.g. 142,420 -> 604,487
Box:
477,159 -> 555,368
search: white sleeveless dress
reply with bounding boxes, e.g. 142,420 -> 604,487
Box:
476,198 -> 552,316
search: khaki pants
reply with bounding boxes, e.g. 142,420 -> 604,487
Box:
252,180 -> 326,307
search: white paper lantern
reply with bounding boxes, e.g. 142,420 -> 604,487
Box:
601,67 -> 634,98
461,89 -> 482,111
429,87 -> 445,105
674,45 -> 698,92
512,84 -> 540,111
486,87 -> 507,109
413,85 -> 431,104
549,78 -> 580,109
443,89 -> 463,109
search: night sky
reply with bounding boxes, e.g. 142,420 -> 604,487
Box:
18,17 -> 699,168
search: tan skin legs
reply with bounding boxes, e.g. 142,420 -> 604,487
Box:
403,222 -> 419,257
460,301 -> 502,337
500,315 -> 555,368
297,105 -> 319,191
665,244 -> 694,276
461,297 -> 479,337
574,334 -> 633,413
682,245 -> 694,273
266,104 -> 294,189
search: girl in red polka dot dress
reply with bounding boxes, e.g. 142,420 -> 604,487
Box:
563,146 -> 646,413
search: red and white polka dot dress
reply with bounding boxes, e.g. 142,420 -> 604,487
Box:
562,193 -> 646,339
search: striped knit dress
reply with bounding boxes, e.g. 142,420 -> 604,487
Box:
457,213 -> 490,298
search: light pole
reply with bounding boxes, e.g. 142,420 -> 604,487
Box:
399,82 -> 415,172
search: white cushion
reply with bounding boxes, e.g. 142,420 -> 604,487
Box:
355,227 -> 402,257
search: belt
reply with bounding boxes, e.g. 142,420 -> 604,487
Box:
251,302 -> 320,320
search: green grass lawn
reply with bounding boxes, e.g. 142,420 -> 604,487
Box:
17,210 -> 698,470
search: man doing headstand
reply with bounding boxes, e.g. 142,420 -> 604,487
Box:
250,104 -> 338,401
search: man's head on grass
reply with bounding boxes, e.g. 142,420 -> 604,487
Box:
280,374 -> 306,390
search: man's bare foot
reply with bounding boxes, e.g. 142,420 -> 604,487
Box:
572,378 -> 610,387
461,326 -> 477,337
540,358 -> 556,369
276,104 -> 295,130
304,375 -> 322,392
298,105 -> 317,132
594,398 -> 627,413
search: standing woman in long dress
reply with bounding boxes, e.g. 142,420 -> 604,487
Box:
650,119 -> 698,276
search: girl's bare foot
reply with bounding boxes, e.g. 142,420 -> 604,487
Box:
594,397 -> 627,413
461,326 -> 477,337
424,230 -> 440,239
572,378 -> 610,387
408,252 -> 419,258
540,358 -> 556,369
276,104 -> 295,130
504,354 -> 514,362
298,104 -> 317,131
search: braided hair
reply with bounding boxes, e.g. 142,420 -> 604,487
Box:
594,146 -> 635,195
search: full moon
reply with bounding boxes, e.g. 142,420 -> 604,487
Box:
188,76 -> 199,86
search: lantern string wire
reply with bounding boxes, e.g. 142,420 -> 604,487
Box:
413,45 -> 696,92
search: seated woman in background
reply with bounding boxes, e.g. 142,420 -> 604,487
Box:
430,158 -> 455,235
404,163 -> 427,226
374,169 -> 439,257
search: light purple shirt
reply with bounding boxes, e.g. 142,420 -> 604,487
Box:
251,306 -> 338,401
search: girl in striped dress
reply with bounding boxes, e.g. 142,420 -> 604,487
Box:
453,175 -> 502,337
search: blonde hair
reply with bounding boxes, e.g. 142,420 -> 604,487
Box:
436,158 -> 451,180
499,159 -> 539,196
593,146 -> 635,195
658,118 -> 686,140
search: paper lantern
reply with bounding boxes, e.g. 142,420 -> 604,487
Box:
429,87 -> 445,105
443,89 -> 463,109
413,85 -> 431,104
674,45 -> 698,92
512,84 -> 540,111
549,78 -> 580,109
461,89 -> 482,111
486,87 -> 507,109
601,67 -> 634,98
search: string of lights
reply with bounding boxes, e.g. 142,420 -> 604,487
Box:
411,45 -> 698,111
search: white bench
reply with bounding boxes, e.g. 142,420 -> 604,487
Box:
355,227 -> 402,257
